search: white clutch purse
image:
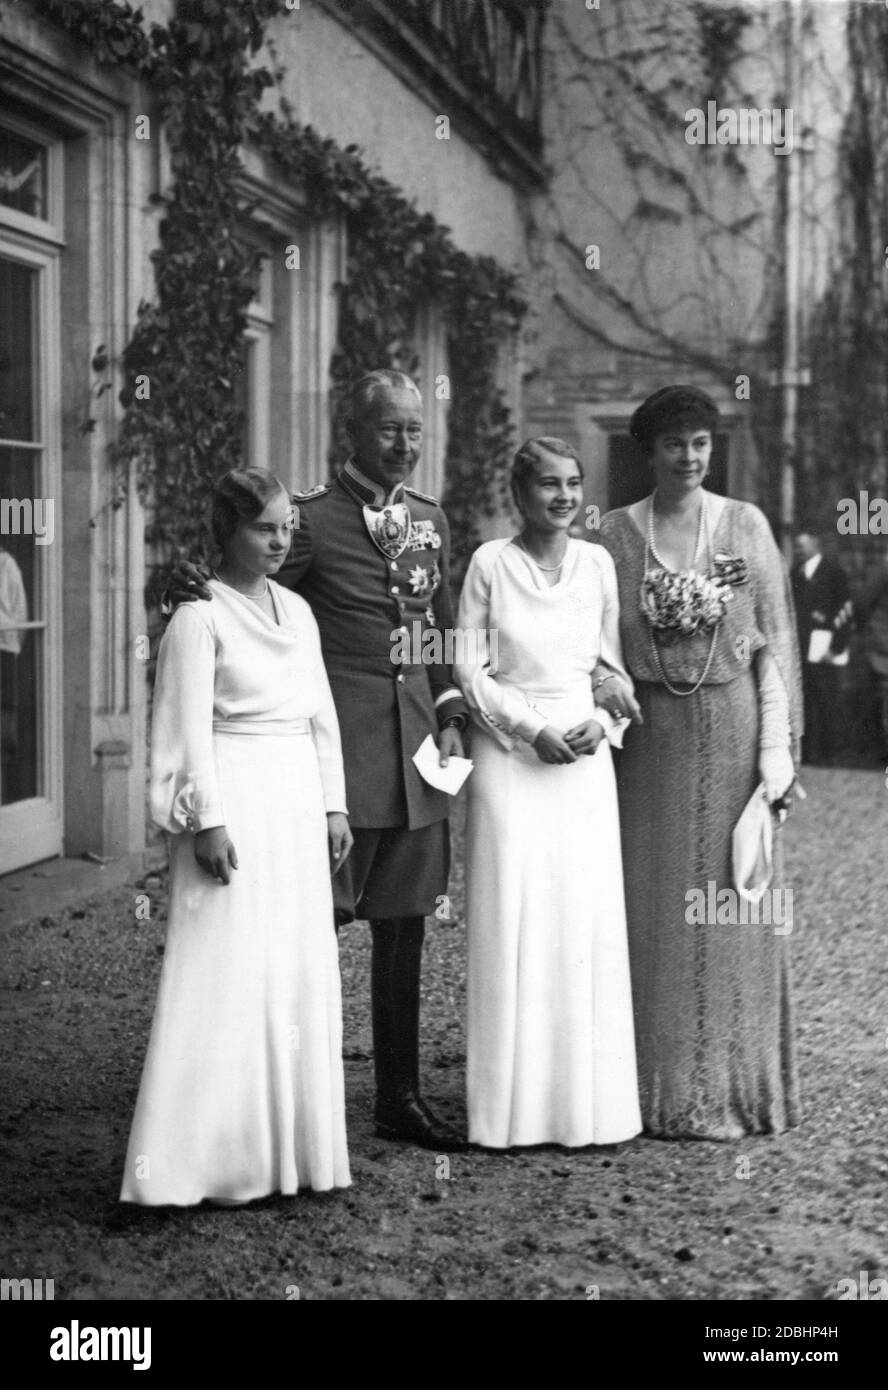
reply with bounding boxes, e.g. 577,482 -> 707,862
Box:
732,783 -> 773,904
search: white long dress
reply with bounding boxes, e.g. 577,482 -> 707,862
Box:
120,579 -> 351,1205
455,539 -> 642,1149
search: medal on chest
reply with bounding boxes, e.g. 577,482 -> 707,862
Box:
363,502 -> 411,559
407,518 -> 442,551
408,560 -> 441,597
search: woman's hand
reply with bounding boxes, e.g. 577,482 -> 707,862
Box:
564,719 -> 605,755
593,672 -> 643,724
194,826 -> 239,884
759,747 -> 796,807
532,726 -> 577,764
168,560 -> 213,605
327,812 -> 353,875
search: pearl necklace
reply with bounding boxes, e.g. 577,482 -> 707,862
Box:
644,492 -> 718,698
213,570 -> 269,600
517,535 -> 568,572
646,490 -> 706,571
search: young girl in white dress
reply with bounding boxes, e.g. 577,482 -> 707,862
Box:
120,469 -> 353,1206
455,438 -> 642,1149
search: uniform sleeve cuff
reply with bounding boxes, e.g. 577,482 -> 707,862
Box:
435,691 -> 468,727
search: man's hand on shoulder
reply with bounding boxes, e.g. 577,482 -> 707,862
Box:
165,560 -> 213,610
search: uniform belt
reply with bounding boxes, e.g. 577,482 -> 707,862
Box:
212,718 -> 312,736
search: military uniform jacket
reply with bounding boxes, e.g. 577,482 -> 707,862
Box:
277,463 -> 467,829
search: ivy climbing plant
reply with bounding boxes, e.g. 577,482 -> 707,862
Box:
32,0 -> 526,599
251,114 -> 525,575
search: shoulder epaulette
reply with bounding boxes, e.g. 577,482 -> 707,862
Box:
405,484 -> 440,506
292,483 -> 331,502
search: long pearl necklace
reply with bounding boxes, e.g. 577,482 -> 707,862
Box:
644,492 -> 718,698
646,490 -> 706,571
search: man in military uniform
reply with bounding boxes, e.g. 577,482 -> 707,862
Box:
170,369 -> 467,1151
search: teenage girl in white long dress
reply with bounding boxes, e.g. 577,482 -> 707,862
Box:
455,438 -> 643,1149
120,469 -> 353,1206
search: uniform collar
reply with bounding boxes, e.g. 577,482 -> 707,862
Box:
340,458 -> 405,508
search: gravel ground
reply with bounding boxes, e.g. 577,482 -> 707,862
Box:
1,766 -> 886,1301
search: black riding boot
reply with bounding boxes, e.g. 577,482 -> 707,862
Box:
370,916 -> 466,1151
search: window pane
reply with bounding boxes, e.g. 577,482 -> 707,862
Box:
0,127 -> 46,219
0,258 -> 37,441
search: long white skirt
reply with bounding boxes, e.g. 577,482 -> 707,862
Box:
120,732 -> 351,1205
466,693 -> 642,1149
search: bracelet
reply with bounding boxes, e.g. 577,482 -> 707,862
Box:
592,673 -> 617,691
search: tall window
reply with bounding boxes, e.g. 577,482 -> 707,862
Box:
411,303 -> 449,500
0,114 -> 63,870
234,254 -> 273,470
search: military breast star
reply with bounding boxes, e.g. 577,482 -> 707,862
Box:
408,564 -> 431,595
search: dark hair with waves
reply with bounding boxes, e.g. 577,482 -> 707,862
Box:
210,468 -> 288,552
629,386 -> 719,455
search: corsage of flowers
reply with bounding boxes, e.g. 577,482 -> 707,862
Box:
640,567 -> 734,641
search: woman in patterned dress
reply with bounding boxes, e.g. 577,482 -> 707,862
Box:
598,387 -> 803,1140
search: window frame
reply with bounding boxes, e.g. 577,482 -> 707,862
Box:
0,228 -> 64,863
0,111 -> 65,248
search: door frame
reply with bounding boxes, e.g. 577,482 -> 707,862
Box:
0,230 -> 64,873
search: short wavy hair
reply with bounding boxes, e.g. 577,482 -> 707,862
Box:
210,468 -> 288,551
629,386 -> 719,454
347,369 -> 423,424
510,436 -> 584,511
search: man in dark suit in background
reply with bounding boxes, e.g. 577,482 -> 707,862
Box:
791,532 -> 852,765
855,549 -> 888,761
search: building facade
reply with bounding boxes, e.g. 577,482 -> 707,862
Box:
0,0 -> 546,875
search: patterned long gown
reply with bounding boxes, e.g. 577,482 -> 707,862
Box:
600,496 -> 803,1140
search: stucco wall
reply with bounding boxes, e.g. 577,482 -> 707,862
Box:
260,4 -> 531,273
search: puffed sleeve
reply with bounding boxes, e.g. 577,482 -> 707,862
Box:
454,546 -> 548,749
306,612 -> 349,814
149,604 -> 224,834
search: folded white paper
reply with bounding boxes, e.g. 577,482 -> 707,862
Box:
807,629 -> 848,666
412,734 -> 474,795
